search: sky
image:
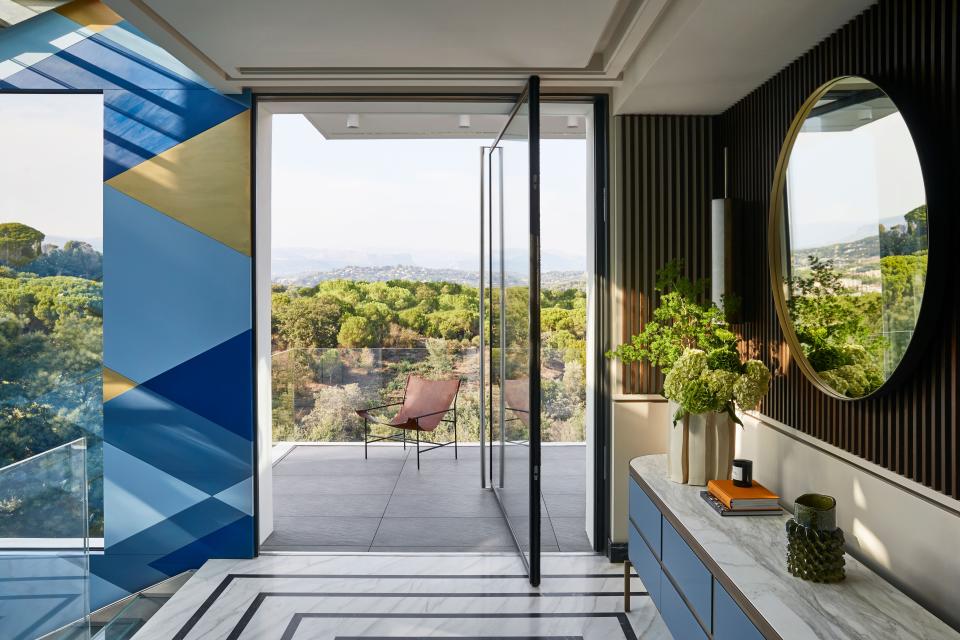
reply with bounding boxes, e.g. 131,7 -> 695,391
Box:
786,111 -> 926,249
0,93 -> 103,246
270,114 -> 588,273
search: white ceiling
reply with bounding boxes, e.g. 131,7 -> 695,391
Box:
104,0 -> 876,114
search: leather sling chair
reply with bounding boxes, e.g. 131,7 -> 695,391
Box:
356,375 -> 461,469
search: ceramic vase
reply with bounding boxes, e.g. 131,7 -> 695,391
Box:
786,493 -> 846,583
666,400 -> 736,485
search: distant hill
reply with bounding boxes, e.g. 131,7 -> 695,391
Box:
794,233 -> 880,264
274,265 -> 587,291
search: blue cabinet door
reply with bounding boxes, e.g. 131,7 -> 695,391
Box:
629,477 -> 662,557
628,520 -> 661,607
661,518 -> 712,632
714,580 -> 765,640
660,571 -> 708,640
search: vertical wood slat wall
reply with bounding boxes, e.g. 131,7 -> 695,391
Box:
718,0 -> 960,499
617,115 -> 715,394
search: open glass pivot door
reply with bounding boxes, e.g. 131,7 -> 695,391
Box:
479,77 -> 541,585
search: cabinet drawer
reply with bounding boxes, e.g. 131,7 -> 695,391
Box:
661,518 -> 712,631
629,477 -> 662,557
714,580 -> 765,640
628,520 -> 661,607
660,569 -> 708,640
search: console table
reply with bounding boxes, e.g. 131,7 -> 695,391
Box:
626,454 -> 957,639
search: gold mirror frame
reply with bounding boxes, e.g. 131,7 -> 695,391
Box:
767,76 -> 928,401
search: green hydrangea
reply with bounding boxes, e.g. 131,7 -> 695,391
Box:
663,349 -> 707,401
678,378 -> 717,415
706,347 -> 744,374
733,359 -> 771,410
705,370 -> 739,409
664,349 -> 771,420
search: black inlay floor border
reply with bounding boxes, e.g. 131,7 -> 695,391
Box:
227,590 -> 649,639
284,612 -> 638,640
174,571 -> 640,640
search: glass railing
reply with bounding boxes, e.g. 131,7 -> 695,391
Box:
0,370 -> 103,539
0,438 -> 90,640
271,344 -> 585,444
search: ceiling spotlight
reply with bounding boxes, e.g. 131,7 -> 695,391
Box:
346,113 -> 360,128
458,114 -> 471,128
566,115 -> 580,128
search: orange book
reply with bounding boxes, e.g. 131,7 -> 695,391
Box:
707,480 -> 780,510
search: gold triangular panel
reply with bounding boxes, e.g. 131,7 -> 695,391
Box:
56,0 -> 122,32
107,112 -> 251,256
104,367 -> 137,402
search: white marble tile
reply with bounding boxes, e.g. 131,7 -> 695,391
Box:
132,553 -> 666,640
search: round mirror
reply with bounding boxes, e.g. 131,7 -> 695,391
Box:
769,77 -> 929,399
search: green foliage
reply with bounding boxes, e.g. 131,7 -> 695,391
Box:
0,226 -> 103,536
27,241 -> 102,280
0,223 -> 44,267
272,277 -> 587,444
879,205 -> 927,257
786,256 -> 886,397
607,260 -> 770,419
338,315 -> 375,347
606,260 -> 736,371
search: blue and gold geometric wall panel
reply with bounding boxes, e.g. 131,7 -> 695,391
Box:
103,443 -> 209,548
103,185 -> 250,384
141,330 -> 254,441
0,0 -> 255,609
105,384 -> 252,497
108,111 -> 252,255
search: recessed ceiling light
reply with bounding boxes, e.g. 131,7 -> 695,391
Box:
346,113 -> 360,128
458,115 -> 471,128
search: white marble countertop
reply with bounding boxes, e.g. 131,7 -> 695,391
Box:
630,454 -> 958,640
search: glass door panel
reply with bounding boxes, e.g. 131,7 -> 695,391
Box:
487,77 -> 541,584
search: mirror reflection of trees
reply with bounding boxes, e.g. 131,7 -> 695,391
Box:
779,78 -> 928,398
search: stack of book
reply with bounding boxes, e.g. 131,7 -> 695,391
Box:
700,479 -> 782,517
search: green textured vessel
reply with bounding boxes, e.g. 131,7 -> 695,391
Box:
786,494 -> 846,583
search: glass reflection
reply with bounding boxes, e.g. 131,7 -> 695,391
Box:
779,77 -> 928,398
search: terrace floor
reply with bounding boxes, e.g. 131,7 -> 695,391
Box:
263,443 -> 591,553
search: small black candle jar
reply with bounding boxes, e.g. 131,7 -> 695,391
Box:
732,459 -> 753,487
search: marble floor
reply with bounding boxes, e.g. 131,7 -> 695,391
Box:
131,553 -> 669,640
265,444 -> 592,553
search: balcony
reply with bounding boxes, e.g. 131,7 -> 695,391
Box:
266,346 -> 589,553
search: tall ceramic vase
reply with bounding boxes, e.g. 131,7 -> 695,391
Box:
666,400 -> 735,485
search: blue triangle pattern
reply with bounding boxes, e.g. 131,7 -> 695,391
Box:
149,515 -> 254,578
105,385 -> 252,496
141,330 -> 253,442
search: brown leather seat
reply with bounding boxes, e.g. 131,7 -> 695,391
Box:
356,374 -> 461,468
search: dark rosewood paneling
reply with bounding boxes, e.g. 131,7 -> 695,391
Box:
718,0 -> 960,498
617,115 -> 715,394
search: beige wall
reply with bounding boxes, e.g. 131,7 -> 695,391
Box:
738,413 -> 960,629
610,395 -> 668,543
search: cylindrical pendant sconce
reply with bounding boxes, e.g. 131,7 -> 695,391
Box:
711,147 -> 734,312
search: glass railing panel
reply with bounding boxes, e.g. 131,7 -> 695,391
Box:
0,438 -> 90,640
271,345 -> 585,445
271,346 -> 489,444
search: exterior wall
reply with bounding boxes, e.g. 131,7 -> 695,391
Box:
0,0 -> 253,607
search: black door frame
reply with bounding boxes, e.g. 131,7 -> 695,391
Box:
249,91 -> 612,560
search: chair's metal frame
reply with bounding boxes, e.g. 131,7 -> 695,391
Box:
359,390 -> 459,470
